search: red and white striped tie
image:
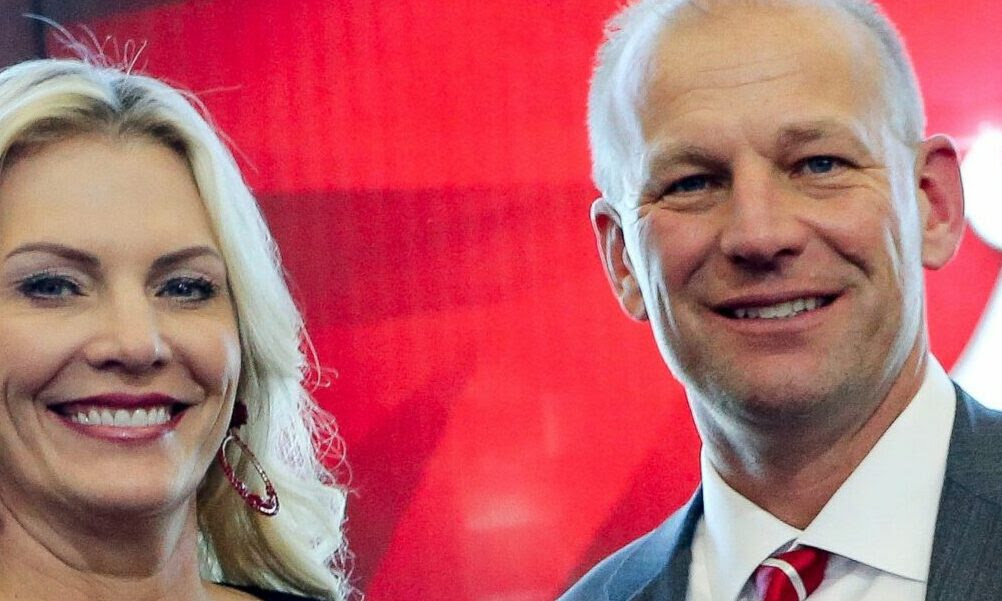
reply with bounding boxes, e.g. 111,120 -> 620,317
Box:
754,547 -> 829,601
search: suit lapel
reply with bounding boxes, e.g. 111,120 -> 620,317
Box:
622,490 -> 703,601
584,387 -> 1002,601
926,387 -> 1002,600
591,386 -> 1002,601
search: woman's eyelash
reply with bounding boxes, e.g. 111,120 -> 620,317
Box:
13,273 -> 220,302
16,271 -> 83,299
156,276 -> 219,301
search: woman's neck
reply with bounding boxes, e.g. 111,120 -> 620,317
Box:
0,497 -> 212,601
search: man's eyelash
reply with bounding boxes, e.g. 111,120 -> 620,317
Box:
658,174 -> 726,198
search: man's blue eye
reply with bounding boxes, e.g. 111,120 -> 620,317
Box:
802,156 -> 842,174
666,175 -> 712,195
18,275 -> 81,299
157,277 -> 217,301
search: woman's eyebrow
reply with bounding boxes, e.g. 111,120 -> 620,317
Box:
3,242 -> 100,267
3,243 -> 225,275
150,246 -> 226,272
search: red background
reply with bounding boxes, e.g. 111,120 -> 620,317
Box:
46,2 -> 1002,599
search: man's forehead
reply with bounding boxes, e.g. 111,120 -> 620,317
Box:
636,2 -> 885,130
646,1 -> 873,74
670,0 -> 850,20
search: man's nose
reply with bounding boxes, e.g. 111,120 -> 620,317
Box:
83,295 -> 172,372
718,172 -> 809,269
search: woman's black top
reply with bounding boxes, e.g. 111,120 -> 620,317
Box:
224,583 -> 325,601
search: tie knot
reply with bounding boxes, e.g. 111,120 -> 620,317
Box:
754,546 -> 829,601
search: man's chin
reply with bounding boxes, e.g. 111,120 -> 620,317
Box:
693,378 -> 850,428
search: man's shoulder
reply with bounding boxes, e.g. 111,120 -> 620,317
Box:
944,385 -> 1002,499
927,387 -> 1002,597
556,527 -> 666,601
558,492 -> 702,601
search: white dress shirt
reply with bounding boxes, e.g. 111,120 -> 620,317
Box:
685,357 -> 957,601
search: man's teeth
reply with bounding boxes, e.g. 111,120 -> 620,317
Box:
69,406 -> 171,427
733,297 -> 824,320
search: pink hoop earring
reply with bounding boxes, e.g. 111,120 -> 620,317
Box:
217,401 -> 280,516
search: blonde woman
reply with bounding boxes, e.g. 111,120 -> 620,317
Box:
0,58 -> 350,601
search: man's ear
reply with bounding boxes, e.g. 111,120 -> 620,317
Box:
917,134 -> 966,269
591,198 -> 647,321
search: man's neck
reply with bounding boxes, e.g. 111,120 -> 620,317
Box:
697,351 -> 928,529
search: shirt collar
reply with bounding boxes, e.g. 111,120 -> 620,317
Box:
699,356 -> 956,601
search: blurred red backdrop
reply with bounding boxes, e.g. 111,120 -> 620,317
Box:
45,2 -> 1002,599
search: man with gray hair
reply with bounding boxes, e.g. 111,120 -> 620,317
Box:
560,0 -> 1002,599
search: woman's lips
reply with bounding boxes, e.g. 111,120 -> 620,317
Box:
67,405 -> 173,428
49,393 -> 190,441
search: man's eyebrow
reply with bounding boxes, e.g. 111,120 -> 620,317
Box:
150,246 -> 226,273
646,143 -> 727,174
639,144 -> 729,196
776,121 -> 872,156
639,121 -> 873,192
4,242 -> 100,267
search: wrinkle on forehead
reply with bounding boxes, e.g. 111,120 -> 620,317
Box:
677,65 -> 800,92
694,52 -> 799,75
637,3 -> 887,141
684,0 -> 842,15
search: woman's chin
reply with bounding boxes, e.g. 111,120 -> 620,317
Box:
46,476 -> 199,523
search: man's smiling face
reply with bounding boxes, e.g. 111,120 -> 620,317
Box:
595,3 -> 937,428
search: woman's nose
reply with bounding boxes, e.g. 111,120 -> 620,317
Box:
82,295 -> 172,372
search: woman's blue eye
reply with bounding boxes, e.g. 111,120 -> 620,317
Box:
18,274 -> 81,299
157,277 -> 218,301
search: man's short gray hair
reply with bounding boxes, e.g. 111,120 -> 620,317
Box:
587,0 -> 926,205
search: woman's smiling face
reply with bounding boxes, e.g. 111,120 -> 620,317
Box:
0,135 -> 241,520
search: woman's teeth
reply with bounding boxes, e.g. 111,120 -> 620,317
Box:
69,406 -> 171,427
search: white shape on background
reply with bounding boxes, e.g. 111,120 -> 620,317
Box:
962,125 -> 1002,249
951,124 -> 1002,409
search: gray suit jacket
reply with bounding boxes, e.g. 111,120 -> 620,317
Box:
558,387 -> 1002,600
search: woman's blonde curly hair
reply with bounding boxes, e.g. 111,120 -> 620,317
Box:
0,57 -> 352,600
